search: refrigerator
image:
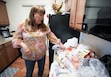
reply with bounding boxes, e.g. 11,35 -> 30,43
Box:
48,14 -> 80,69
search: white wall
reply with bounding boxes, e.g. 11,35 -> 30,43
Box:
4,0 -> 65,31
79,32 -> 111,58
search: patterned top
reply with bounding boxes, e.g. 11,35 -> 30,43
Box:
12,23 -> 60,60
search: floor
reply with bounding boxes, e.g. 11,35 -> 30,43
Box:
9,56 -> 49,77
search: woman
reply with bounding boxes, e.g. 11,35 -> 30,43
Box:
12,5 -> 64,77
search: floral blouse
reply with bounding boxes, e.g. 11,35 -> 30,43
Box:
12,23 -> 60,60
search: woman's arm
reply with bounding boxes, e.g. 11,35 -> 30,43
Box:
12,23 -> 24,48
12,23 -> 31,55
47,31 -> 60,44
47,31 -> 65,49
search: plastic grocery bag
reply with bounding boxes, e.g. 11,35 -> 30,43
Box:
49,61 -> 78,77
50,38 -> 109,77
76,58 -> 110,77
49,58 -> 110,77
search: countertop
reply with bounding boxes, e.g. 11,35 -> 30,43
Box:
0,36 -> 12,45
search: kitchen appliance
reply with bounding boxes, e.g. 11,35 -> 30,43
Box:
0,27 -> 10,38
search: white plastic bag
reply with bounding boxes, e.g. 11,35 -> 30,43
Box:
77,58 -> 110,77
50,37 -> 109,77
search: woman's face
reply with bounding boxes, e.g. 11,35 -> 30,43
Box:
34,12 -> 44,25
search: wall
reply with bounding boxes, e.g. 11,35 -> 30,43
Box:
79,32 -> 111,58
4,0 -> 65,31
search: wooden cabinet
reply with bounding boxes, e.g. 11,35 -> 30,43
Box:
0,45 -> 8,72
4,41 -> 19,63
69,0 -> 86,31
0,1 -> 9,26
0,41 -> 19,72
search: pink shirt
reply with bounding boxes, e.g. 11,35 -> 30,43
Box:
12,23 -> 60,60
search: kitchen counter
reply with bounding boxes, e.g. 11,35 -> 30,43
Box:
0,36 -> 12,45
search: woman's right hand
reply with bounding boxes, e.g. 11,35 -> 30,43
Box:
59,42 -> 66,51
20,42 -> 31,56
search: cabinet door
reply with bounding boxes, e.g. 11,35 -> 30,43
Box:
0,1 -> 9,26
4,41 -> 19,63
69,0 -> 86,30
69,0 -> 78,28
14,48 -> 19,58
0,45 -> 8,72
5,46 -> 15,63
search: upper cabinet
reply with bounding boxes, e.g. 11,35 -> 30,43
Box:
0,1 -> 9,26
69,0 -> 86,31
